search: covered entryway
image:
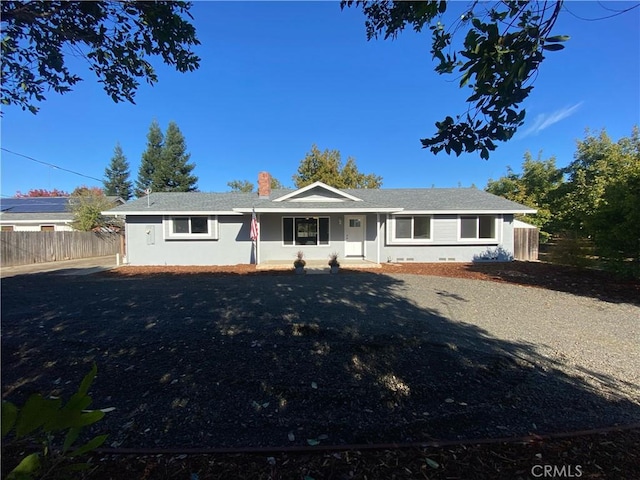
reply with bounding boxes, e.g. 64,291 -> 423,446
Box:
344,215 -> 365,257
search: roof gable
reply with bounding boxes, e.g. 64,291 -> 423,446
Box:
273,181 -> 362,203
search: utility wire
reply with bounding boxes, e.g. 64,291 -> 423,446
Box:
563,2 -> 640,21
0,147 -> 103,183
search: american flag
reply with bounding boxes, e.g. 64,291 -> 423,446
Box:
250,209 -> 259,241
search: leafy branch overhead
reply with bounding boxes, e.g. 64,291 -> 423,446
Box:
1,1 -> 200,113
342,1 -> 568,159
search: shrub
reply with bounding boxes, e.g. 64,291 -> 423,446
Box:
2,364 -> 112,479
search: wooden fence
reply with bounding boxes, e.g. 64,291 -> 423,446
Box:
514,226 -> 539,261
1,231 -> 120,267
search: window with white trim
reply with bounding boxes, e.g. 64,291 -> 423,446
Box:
460,215 -> 496,240
388,215 -> 432,243
165,216 -> 218,239
283,217 -> 329,246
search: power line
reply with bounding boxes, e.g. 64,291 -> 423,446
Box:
0,147 -> 103,183
562,2 -> 640,21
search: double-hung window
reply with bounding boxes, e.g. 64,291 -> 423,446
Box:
165,216 -> 218,239
283,217 -> 329,246
459,215 -> 496,240
389,215 -> 432,243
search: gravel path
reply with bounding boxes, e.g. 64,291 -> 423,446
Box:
2,271 -> 639,448
394,274 -> 640,403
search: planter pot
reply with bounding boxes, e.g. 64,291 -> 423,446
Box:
330,266 -> 339,274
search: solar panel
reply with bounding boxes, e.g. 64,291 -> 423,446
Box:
0,197 -> 71,213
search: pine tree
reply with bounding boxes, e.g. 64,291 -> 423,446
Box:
157,121 -> 198,192
135,119 -> 164,197
103,143 -> 133,200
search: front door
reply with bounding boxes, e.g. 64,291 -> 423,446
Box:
344,215 -> 364,257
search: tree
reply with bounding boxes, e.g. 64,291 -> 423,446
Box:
68,186 -> 115,231
293,144 -> 382,188
558,127 -> 640,274
227,176 -> 284,192
103,143 -> 132,200
486,152 -> 563,240
227,180 -> 255,193
135,120 -> 164,197
134,120 -> 198,195
15,188 -> 70,197
1,1 -> 200,114
343,1 -> 571,158
156,122 -> 198,192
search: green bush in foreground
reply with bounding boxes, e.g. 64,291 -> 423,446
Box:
2,364 -> 112,479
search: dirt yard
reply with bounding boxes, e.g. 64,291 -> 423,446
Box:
2,261 -> 638,478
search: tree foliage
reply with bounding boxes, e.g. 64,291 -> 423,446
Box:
293,144 -> 382,188
558,128 -> 640,274
135,120 -> 198,196
487,127 -> 640,276
135,120 -> 164,197
227,177 -> 283,192
14,188 -> 70,197
1,1 -> 200,114
486,151 -> 562,238
227,180 -> 255,193
156,121 -> 198,192
342,1 -> 567,158
103,143 -> 132,200
68,186 -> 115,231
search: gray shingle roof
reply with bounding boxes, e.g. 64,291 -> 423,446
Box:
105,186 -> 535,214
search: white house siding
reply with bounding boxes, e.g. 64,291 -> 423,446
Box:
125,215 -> 251,266
8,223 -> 73,232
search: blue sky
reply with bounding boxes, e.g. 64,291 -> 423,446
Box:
1,1 -> 639,196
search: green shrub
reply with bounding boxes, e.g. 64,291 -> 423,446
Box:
2,364 -> 111,479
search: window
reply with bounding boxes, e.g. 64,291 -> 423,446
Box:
2,226 -> 15,232
40,225 -> 55,232
283,217 -> 329,246
389,216 -> 431,243
460,215 -> 496,240
165,216 -> 218,239
172,216 -> 209,235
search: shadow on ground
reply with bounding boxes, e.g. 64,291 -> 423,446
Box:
2,271 -> 638,448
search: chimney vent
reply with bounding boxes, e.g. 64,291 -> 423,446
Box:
258,172 -> 271,198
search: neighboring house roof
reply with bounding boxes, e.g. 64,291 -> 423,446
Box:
0,197 -> 71,214
0,196 -> 125,223
104,183 -> 536,216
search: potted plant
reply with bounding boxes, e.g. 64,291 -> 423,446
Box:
294,250 -> 306,274
328,252 -> 340,274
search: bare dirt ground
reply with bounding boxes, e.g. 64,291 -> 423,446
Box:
108,261 -> 640,305
2,261 -> 638,479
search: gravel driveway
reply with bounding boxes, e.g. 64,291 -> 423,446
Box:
2,270 -> 638,448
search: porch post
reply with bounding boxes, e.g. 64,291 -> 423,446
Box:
256,213 -> 262,265
376,213 -> 381,264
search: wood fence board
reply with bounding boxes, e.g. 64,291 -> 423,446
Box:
1,231 -> 119,267
514,228 -> 539,261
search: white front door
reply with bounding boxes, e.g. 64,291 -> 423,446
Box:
344,215 -> 365,257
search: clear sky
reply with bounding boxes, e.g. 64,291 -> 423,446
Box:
1,1 -> 639,197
